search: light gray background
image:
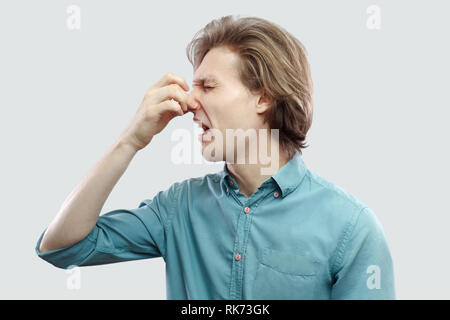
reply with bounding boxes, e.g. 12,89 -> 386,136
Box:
0,0 -> 448,299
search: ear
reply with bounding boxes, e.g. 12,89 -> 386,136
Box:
255,92 -> 273,115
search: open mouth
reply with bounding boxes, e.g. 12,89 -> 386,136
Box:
201,123 -> 211,133
194,118 -> 213,143
194,117 -> 212,133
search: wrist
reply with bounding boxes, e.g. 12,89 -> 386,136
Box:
113,139 -> 140,155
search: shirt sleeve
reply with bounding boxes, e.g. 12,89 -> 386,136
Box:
330,206 -> 396,299
35,183 -> 179,269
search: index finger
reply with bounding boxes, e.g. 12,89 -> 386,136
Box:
150,72 -> 190,92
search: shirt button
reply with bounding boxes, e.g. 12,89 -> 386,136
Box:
244,206 -> 250,214
229,180 -> 234,187
273,192 -> 279,198
235,253 -> 241,261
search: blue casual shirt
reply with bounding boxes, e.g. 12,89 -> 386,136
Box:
35,152 -> 396,299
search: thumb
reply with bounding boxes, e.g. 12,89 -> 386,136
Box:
169,99 -> 184,116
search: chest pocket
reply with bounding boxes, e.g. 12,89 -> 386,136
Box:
251,247 -> 319,299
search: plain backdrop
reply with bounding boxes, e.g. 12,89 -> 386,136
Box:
0,0 -> 448,299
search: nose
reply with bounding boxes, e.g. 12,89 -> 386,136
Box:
186,88 -> 201,113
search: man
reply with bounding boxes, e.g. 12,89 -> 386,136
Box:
36,15 -> 395,299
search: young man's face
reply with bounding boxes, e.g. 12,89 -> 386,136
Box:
190,46 -> 270,162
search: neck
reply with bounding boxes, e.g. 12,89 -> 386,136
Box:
226,137 -> 290,198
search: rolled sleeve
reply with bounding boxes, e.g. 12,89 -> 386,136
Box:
330,207 -> 396,299
35,184 -> 179,269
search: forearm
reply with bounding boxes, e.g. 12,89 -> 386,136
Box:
39,140 -> 139,252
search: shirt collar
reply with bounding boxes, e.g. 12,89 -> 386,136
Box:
219,151 -> 307,198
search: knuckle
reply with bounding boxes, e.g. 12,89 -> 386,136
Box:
166,72 -> 175,80
169,83 -> 180,94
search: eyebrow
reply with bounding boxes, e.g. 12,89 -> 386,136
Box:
192,76 -> 219,85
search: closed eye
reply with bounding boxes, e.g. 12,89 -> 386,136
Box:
193,84 -> 214,92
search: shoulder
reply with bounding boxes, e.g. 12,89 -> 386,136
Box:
303,168 -> 386,242
300,169 -> 376,231
177,172 -> 222,193
142,171 -> 222,206
306,169 -> 368,211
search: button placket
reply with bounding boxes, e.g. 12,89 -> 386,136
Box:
229,200 -> 253,299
